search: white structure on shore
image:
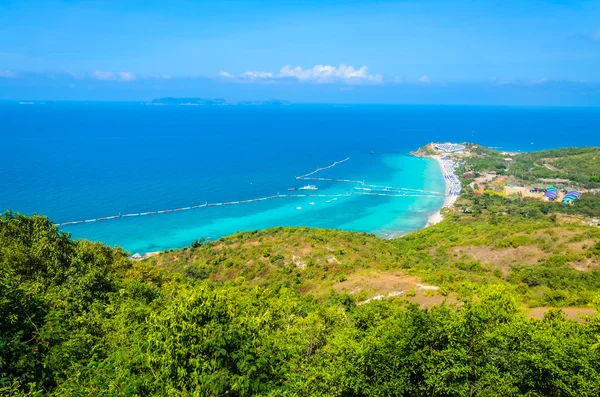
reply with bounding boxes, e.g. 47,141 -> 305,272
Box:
434,143 -> 465,153
440,157 -> 462,197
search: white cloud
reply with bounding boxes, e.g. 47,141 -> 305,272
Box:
144,73 -> 170,80
117,71 -> 136,81
0,70 -> 17,78
419,75 -> 430,84
242,70 -> 274,79
90,70 -> 136,81
278,64 -> 382,84
64,70 -> 83,80
220,64 -> 383,84
92,70 -> 115,80
489,77 -> 515,85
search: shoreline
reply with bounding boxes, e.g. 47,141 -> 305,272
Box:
130,153 -> 457,255
131,148 -> 458,256
426,155 -> 460,227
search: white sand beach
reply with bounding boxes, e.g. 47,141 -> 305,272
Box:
427,156 -> 460,226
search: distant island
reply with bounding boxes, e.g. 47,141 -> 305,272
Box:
148,97 -> 291,106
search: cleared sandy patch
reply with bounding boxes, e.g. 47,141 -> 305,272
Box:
504,186 -> 542,198
335,271 -> 457,308
453,245 -> 546,275
335,271 -> 422,295
528,307 -> 596,322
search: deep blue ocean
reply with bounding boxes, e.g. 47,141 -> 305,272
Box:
1,102 -> 599,254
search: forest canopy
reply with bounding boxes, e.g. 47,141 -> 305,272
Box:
2,211 -> 600,396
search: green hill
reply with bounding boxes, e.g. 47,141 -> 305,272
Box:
459,144 -> 600,189
3,207 -> 600,395
148,212 -> 600,309
2,144 -> 600,396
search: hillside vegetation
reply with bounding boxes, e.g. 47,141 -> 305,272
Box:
149,195 -> 600,309
3,211 -> 600,396
463,145 -> 600,188
2,144 -> 600,396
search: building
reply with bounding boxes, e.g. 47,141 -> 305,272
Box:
434,143 -> 466,153
562,191 -> 581,205
530,183 -> 554,193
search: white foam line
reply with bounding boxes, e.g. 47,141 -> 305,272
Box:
296,156 -> 350,179
56,154 -> 446,228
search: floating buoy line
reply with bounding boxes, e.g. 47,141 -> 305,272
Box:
56,157 -> 447,227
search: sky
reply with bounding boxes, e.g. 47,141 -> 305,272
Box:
1,0 -> 600,105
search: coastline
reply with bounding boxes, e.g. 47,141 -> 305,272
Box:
128,151 -> 457,254
129,149 -> 458,255
426,155 -> 460,227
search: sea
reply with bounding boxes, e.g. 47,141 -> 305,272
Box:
1,102 -> 599,254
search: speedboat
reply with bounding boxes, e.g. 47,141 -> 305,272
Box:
299,185 -> 318,191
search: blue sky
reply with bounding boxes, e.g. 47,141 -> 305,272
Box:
1,0 -> 599,104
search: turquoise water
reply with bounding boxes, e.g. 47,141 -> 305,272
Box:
55,153 -> 444,253
2,103 -> 599,253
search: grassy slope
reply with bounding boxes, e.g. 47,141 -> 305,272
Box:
5,211 -> 600,395
147,227 -> 408,300
3,144 -> 600,395
148,212 -> 600,309
463,145 -> 600,188
148,144 -> 600,312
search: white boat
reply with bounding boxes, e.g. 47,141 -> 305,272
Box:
326,200 -> 331,203
296,206 -> 302,210
299,185 -> 318,191
309,202 -> 315,205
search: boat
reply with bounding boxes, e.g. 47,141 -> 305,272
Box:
288,187 -> 296,191
309,202 -> 315,205
299,185 -> 318,191
296,206 -> 302,210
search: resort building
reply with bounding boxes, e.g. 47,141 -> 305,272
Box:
530,183 -> 554,193
563,191 -> 581,205
434,143 -> 466,153
542,187 -> 560,201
